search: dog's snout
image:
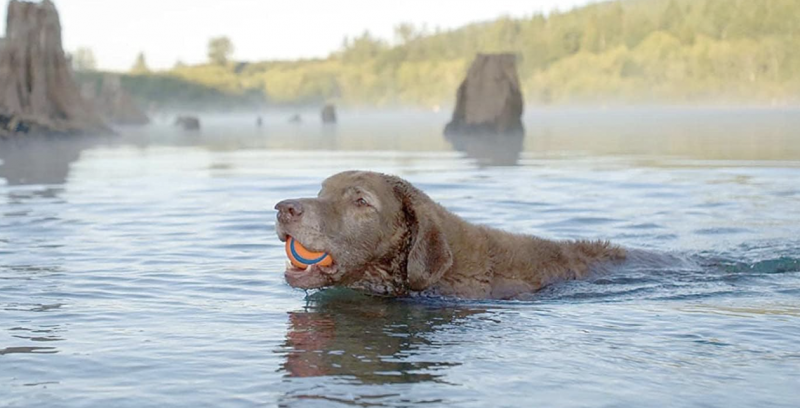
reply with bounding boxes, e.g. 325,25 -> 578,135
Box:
275,199 -> 304,221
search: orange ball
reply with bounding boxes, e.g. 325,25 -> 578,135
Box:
285,237 -> 333,269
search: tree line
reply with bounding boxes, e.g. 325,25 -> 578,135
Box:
77,0 -> 800,108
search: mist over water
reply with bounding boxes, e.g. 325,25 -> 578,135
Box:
1,108 -> 799,407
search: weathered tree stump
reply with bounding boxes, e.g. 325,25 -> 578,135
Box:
321,104 -> 336,124
0,0 -> 108,136
174,115 -> 200,131
444,53 -> 524,136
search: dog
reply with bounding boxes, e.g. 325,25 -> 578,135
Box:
275,171 -> 626,299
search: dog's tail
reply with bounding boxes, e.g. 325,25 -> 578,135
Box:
571,239 -> 627,264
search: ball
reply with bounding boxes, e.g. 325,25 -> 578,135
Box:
285,236 -> 333,269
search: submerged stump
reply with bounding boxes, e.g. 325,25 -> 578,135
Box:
444,53 -> 524,136
174,115 -> 200,131
321,104 -> 336,124
0,0 -> 108,136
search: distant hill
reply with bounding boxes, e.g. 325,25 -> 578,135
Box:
98,0 -> 800,108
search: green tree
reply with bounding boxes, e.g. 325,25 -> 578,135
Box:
208,36 -> 234,65
125,0 -> 800,107
130,52 -> 150,74
341,31 -> 386,63
394,23 -> 418,45
660,0 -> 684,32
703,0 -> 733,39
581,15 -> 602,53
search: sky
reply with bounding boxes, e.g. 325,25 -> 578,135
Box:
1,0 -> 595,72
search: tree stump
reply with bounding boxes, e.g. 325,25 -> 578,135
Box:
0,0 -> 108,136
444,53 -> 524,136
174,115 -> 200,131
321,104 -> 337,124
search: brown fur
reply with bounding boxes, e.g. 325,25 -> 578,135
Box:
275,171 -> 626,300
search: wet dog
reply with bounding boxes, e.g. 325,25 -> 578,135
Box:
275,171 -> 625,299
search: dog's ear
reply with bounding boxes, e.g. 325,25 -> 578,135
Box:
389,176 -> 453,291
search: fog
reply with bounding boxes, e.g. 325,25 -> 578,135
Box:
3,107 -> 799,188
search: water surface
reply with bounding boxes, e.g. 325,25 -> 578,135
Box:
2,108 -> 799,407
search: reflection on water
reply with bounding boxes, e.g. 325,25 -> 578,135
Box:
1,265 -> 67,355
280,291 -> 479,384
126,108 -> 800,163
526,108 -> 800,162
8,325 -> 64,343
277,291 -> 486,406
1,108 -> 799,407
0,346 -> 58,356
1,108 -> 799,184
446,132 -> 524,166
0,136 -> 104,186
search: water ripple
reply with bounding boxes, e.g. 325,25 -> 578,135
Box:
2,122 -> 800,407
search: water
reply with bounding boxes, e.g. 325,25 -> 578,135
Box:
1,108 -> 799,407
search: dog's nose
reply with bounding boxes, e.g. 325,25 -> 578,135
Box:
275,199 -> 304,221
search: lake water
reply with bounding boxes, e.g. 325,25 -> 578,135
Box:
1,108 -> 799,407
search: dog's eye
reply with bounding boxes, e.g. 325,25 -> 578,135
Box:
355,198 -> 369,207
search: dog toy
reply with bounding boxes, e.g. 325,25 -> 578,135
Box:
285,236 -> 332,269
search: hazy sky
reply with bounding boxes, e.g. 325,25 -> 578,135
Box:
1,0 -> 595,71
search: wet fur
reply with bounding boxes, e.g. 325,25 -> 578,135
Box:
276,171 -> 626,300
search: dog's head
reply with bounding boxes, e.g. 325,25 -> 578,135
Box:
275,171 -> 452,296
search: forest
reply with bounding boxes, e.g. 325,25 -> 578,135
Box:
80,0 -> 800,109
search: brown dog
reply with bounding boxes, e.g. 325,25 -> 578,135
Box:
275,171 -> 626,299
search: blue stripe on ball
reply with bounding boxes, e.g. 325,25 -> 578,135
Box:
290,238 -> 329,265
